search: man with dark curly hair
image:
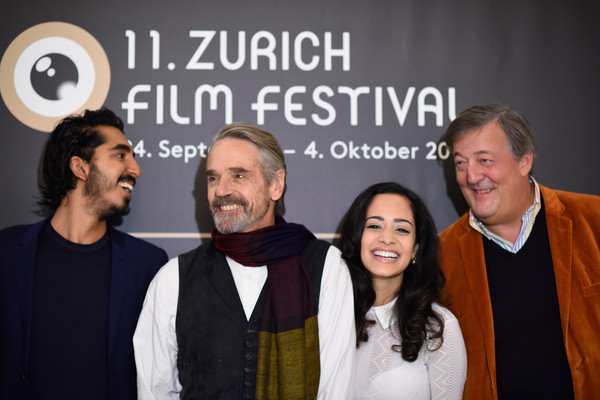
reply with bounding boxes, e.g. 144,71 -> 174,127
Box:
0,108 -> 167,400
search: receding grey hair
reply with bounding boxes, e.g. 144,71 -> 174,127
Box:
211,122 -> 287,216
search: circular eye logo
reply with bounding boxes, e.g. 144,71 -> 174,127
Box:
0,22 -> 110,132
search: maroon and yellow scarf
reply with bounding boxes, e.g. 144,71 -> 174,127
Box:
212,218 -> 320,399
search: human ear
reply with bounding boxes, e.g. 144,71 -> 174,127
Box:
269,169 -> 286,201
412,243 -> 420,258
70,156 -> 89,181
519,153 -> 534,176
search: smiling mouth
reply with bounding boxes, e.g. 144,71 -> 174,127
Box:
118,181 -> 134,193
474,188 -> 493,194
213,195 -> 247,212
373,250 -> 398,260
219,204 -> 241,211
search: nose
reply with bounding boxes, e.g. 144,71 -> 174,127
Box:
129,157 -> 142,178
214,176 -> 232,197
378,227 -> 396,245
466,163 -> 483,185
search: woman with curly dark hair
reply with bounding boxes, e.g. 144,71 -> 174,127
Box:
339,182 -> 466,399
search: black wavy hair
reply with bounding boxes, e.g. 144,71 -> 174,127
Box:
339,182 -> 445,361
38,108 -> 125,210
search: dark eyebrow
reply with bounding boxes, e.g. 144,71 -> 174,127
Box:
365,216 -> 414,226
111,144 -> 133,152
454,150 -> 493,158
109,143 -> 136,158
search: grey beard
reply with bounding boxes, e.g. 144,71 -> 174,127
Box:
212,201 -> 270,234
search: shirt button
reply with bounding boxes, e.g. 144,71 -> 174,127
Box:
245,354 -> 253,361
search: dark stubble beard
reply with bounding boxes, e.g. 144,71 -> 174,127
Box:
84,163 -> 131,220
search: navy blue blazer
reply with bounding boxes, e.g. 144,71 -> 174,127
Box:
0,219 -> 168,400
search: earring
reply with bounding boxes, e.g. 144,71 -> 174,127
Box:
411,257 -> 416,265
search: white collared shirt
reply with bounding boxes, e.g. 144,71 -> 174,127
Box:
133,245 -> 356,399
469,177 -> 542,253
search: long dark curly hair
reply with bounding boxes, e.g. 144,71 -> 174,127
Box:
38,108 -> 125,211
339,182 -> 445,361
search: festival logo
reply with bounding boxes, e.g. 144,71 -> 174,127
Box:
0,22 -> 110,132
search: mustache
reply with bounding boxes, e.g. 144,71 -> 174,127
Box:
118,175 -> 137,187
212,194 -> 247,208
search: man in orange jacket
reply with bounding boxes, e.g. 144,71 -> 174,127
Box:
439,103 -> 600,400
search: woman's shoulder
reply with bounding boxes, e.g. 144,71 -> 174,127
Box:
432,303 -> 459,324
429,303 -> 465,351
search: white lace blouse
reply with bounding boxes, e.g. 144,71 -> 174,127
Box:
354,300 -> 467,400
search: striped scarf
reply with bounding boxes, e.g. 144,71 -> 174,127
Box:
211,218 -> 320,399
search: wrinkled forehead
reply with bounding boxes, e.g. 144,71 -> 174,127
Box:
452,122 -> 509,153
207,137 -> 264,171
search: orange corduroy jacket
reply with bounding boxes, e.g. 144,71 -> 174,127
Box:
439,184 -> 600,400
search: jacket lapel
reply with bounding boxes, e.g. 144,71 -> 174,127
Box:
457,221 -> 497,381
107,227 -> 127,359
14,219 -> 47,370
540,186 -> 572,340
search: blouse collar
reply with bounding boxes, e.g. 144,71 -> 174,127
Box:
371,298 -> 397,330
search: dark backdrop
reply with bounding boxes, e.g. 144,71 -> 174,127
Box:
1,0 -> 598,258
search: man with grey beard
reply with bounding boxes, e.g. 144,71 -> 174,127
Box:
0,108 -> 167,400
134,122 -> 355,400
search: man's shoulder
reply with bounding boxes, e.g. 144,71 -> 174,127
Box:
108,227 -> 168,261
178,240 -> 220,269
0,223 -> 33,236
439,213 -> 471,243
302,239 -> 334,273
541,184 -> 600,218
0,220 -> 45,244
542,185 -> 600,205
304,238 -> 332,255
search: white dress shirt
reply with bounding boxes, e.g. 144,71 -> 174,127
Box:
134,245 -> 355,399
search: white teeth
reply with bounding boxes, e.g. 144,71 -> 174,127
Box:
374,250 -> 398,259
220,204 -> 241,211
475,188 -> 492,194
119,182 -> 133,192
